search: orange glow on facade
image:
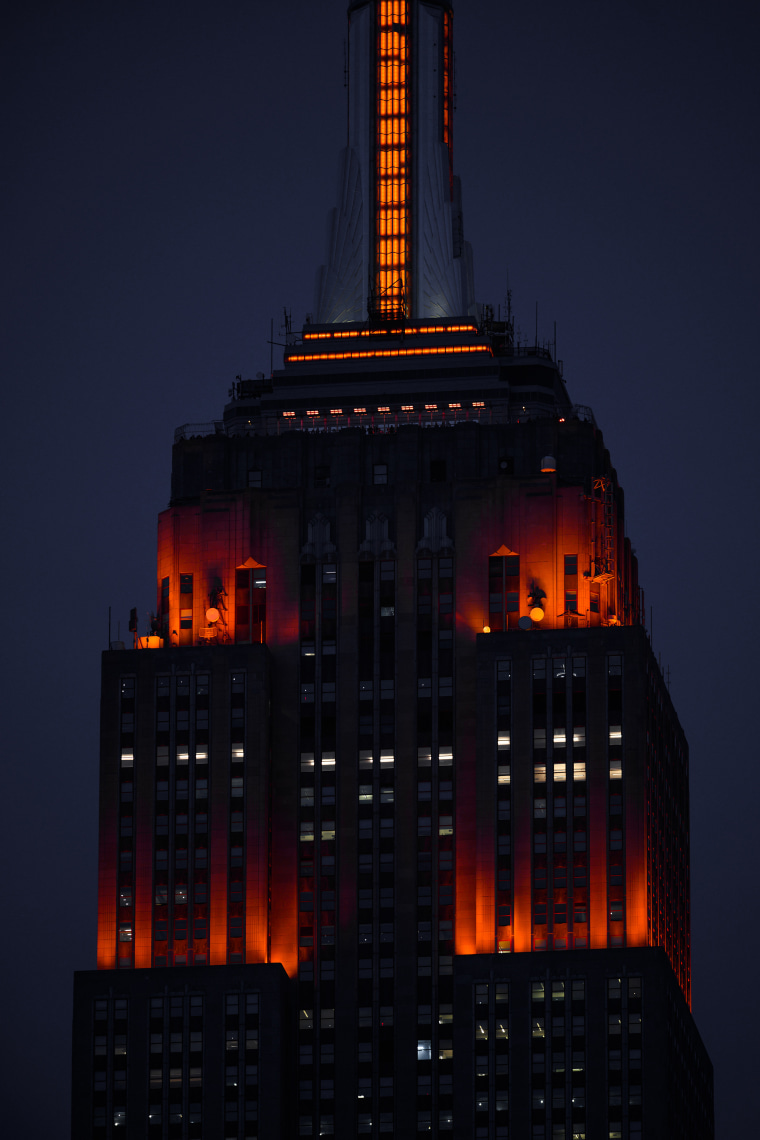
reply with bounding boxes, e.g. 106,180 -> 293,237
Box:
455,728 -> 478,957
133,801 -> 153,969
96,799 -> 118,970
97,391 -> 686,1005
375,1 -> 410,316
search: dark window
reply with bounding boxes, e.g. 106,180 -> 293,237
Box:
430,460 -> 446,482
180,575 -> 193,594
564,555 -> 577,576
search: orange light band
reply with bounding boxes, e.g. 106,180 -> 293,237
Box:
280,401 -> 490,418
286,344 -> 493,363
303,323 -> 478,341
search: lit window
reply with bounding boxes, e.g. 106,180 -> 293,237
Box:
609,759 -> 622,779
417,1040 -> 432,1061
573,761 -> 586,781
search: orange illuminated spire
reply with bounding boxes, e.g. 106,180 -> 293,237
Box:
316,1 -> 470,322
374,1 -> 411,318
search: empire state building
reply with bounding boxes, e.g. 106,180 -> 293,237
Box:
72,3 -> 714,1138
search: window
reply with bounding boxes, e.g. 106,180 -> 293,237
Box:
373,464 -> 388,485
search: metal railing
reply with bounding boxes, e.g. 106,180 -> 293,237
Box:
174,403 -> 596,442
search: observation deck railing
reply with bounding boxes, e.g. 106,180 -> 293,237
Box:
174,403 -> 595,443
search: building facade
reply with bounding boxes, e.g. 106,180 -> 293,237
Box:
72,2 -> 713,1138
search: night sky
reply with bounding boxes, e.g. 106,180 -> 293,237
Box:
2,1 -> 758,1134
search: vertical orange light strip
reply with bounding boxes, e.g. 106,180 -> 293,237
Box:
442,7 -> 453,199
209,776 -> 228,964
134,777 -> 153,969
455,733 -> 477,956
245,800 -> 268,964
96,809 -> 118,969
375,0 -> 410,318
475,834 -> 495,954
588,770 -> 608,949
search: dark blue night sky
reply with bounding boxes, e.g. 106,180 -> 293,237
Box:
2,2 -> 758,1134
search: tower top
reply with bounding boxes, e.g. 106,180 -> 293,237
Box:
315,0 -> 475,324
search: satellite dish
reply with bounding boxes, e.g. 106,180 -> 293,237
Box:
205,608 -> 220,624
518,616 -> 533,631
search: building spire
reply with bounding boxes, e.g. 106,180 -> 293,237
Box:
315,0 -> 475,323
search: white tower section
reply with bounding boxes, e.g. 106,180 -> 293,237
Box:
315,0 -> 476,324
